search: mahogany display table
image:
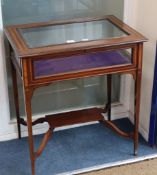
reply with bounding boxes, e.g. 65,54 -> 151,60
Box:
4,15 -> 147,175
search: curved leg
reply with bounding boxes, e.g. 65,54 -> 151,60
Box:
100,119 -> 134,138
11,60 -> 21,139
35,128 -> 54,158
24,88 -> 35,175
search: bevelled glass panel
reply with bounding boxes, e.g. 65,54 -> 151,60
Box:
19,19 -> 127,48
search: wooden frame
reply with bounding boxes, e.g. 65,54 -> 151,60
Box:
5,15 -> 147,175
5,15 -> 146,57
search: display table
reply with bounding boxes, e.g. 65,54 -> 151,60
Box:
4,15 -> 147,175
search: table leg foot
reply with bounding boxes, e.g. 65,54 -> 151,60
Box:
134,149 -> 138,156
31,159 -> 35,175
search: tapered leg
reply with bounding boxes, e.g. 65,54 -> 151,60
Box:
24,89 -> 35,175
107,74 -> 112,121
134,43 -> 143,156
134,70 -> 142,156
11,61 -> 21,139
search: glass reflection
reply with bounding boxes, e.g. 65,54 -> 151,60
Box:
2,0 -> 124,25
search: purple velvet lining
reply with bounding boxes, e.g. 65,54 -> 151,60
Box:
34,51 -> 131,77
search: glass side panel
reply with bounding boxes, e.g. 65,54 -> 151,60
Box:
34,49 -> 131,78
19,19 -> 127,48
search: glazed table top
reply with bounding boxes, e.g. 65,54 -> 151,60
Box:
4,15 -> 147,58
